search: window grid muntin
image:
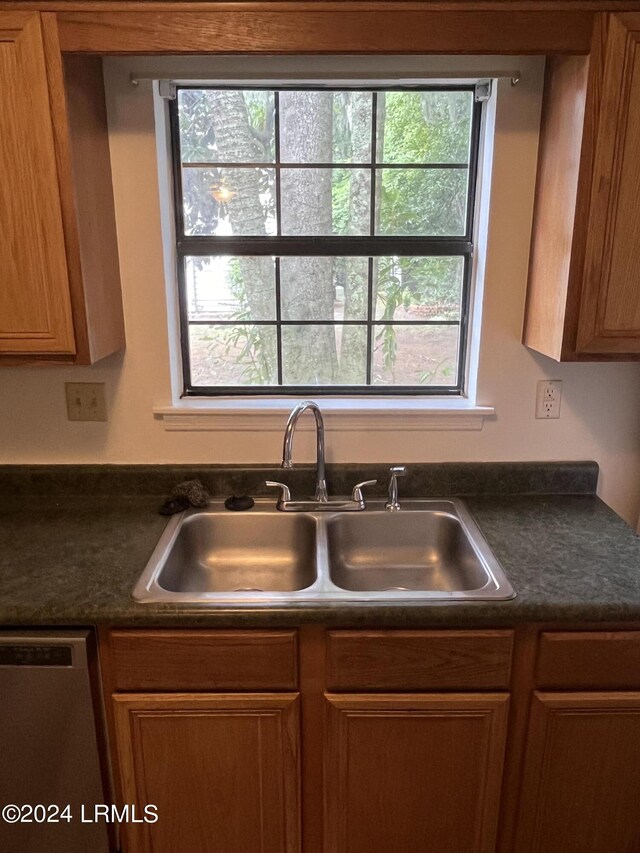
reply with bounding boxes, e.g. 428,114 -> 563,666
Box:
170,85 -> 482,396
275,256 -> 283,384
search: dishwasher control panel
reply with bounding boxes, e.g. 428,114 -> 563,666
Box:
0,644 -> 73,667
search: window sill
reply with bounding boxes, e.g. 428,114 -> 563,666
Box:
152,398 -> 495,432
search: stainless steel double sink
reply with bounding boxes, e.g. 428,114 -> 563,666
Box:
134,499 -> 515,604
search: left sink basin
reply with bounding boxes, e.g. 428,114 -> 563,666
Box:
135,506 -> 318,600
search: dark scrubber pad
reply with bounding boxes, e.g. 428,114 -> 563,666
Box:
172,479 -> 210,508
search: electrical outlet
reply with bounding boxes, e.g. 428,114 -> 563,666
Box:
535,379 -> 562,419
65,383 -> 108,422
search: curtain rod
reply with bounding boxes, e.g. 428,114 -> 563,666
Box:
130,71 -> 521,87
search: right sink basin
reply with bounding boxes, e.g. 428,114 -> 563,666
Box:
325,500 -> 514,599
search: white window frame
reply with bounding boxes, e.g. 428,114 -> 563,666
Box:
148,56 -> 517,431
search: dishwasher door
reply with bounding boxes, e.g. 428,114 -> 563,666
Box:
0,631 -> 111,852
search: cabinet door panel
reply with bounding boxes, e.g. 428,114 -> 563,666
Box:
515,691 -> 640,853
578,13 -> 640,354
325,693 -> 509,853
0,12 -> 75,354
113,693 -> 300,853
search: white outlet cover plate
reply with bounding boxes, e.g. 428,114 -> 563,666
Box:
535,379 -> 562,419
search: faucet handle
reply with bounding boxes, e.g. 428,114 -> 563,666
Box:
351,479 -> 378,505
389,465 -> 407,477
265,481 -> 291,506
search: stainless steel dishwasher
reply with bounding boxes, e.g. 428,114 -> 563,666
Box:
0,630 -> 111,852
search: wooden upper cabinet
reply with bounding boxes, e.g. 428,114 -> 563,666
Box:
0,12 -> 124,364
578,13 -> 640,355
0,13 -> 75,355
524,13 -> 640,360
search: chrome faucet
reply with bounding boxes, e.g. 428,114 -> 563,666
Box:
265,401 -> 377,512
386,465 -> 406,511
281,400 -> 328,501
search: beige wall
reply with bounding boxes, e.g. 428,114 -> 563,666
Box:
1,56 -> 639,524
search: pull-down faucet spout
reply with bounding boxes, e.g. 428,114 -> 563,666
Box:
281,400 -> 328,502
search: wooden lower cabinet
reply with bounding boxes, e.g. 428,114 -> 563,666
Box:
324,693 -> 510,853
104,628 -> 640,852
514,692 -> 640,853
112,693 -> 300,853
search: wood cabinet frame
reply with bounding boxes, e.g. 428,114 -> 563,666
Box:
53,7 -> 596,54
0,2 -> 618,57
99,622 -> 640,853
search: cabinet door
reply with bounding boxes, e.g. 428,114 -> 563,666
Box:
0,12 -> 75,354
578,13 -> 640,355
515,691 -> 640,853
325,693 -> 509,853
113,692 -> 300,853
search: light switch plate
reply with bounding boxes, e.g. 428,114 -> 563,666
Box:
65,383 -> 108,422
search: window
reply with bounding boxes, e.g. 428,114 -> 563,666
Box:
169,86 -> 482,396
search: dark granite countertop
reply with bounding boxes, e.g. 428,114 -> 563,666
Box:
0,463 -> 639,628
